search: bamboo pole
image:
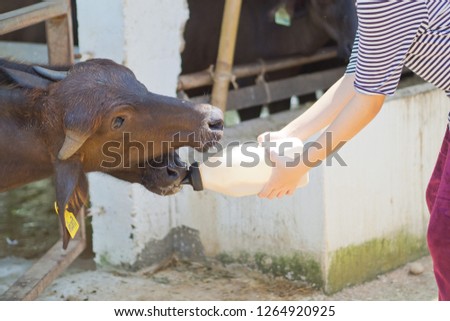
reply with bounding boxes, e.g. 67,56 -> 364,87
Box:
210,0 -> 242,112
177,47 -> 338,91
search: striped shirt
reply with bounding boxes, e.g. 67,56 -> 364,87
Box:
346,0 -> 450,99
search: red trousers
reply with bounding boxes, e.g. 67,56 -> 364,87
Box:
426,125 -> 450,301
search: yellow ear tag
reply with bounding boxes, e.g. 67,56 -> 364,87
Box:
54,202 -> 80,239
275,5 -> 291,27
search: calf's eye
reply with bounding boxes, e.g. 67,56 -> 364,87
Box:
112,116 -> 125,129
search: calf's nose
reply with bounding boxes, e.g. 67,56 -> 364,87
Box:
204,105 -> 224,131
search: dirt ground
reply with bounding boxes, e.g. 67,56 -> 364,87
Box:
0,254 -> 437,301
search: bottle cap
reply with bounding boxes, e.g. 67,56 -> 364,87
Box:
181,162 -> 204,191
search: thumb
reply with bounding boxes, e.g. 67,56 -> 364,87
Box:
268,150 -> 281,166
257,131 -> 271,143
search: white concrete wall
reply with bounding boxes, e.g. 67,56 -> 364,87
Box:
122,0 -> 189,95
323,84 -> 448,254
76,0 -> 189,266
77,0 -> 188,95
88,82 -> 447,272
77,0 -> 125,63
174,83 -> 447,260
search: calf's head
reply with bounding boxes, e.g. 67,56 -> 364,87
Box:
13,58 -> 223,248
42,59 -> 224,164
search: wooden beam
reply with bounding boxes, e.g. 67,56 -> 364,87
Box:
0,2 -> 69,36
45,0 -> 74,65
0,207 -> 86,301
178,47 -> 338,91
210,0 -> 242,112
191,67 -> 345,110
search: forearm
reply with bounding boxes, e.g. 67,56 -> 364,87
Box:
302,92 -> 385,167
281,73 -> 356,141
258,88 -> 385,199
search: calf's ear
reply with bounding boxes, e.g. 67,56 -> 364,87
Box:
0,66 -> 52,89
54,158 -> 88,249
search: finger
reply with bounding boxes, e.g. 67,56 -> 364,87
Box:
257,132 -> 270,143
258,184 -> 271,198
268,189 -> 278,200
257,133 -> 266,143
270,150 -> 287,167
277,190 -> 287,199
269,150 -> 279,164
287,189 -> 295,196
277,189 -> 289,198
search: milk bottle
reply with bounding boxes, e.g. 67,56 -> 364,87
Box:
182,137 -> 309,197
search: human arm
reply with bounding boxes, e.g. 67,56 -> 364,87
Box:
258,91 -> 385,199
258,73 -> 357,143
281,73 -> 357,141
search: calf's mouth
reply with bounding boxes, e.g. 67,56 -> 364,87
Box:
142,151 -> 188,196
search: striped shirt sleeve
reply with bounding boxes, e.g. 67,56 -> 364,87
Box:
346,0 -> 428,96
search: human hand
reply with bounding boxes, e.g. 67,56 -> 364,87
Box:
257,130 -> 287,144
257,148 -> 309,199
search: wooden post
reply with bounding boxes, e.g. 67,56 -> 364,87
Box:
0,0 -> 74,65
44,0 -> 74,65
210,0 -> 242,112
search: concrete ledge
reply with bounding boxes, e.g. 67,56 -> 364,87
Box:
327,230 -> 428,294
